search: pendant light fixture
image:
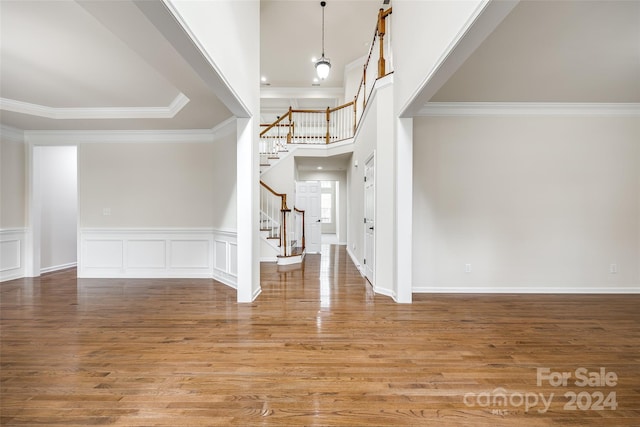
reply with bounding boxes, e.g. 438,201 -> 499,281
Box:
315,1 -> 331,80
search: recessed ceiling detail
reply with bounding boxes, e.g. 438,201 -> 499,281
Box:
0,93 -> 190,120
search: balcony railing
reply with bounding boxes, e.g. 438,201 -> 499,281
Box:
260,7 -> 392,156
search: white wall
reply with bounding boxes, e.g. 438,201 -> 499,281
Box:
346,80 -> 396,298
348,97 -> 377,268
393,0 -> 485,115
413,115 -> 640,292
168,0 -> 259,115
261,154 -> 296,210
167,0 -> 260,301
0,128 -> 27,281
37,146 -> 77,272
344,57 -> 365,104
79,140 -> 233,228
1,130 -> 26,229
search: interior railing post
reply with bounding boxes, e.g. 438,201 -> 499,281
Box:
377,8 -> 386,78
326,107 -> 330,144
287,107 -> 292,144
362,66 -> 367,111
353,97 -> 357,136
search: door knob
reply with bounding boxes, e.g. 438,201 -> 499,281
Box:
369,226 -> 374,230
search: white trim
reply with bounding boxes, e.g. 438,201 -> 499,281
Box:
413,285 -> 640,294
260,256 -> 278,263
40,262 -> 77,275
346,246 -> 364,277
251,286 -> 262,302
0,125 -> 24,143
0,93 -> 189,120
23,117 -> 235,145
374,286 -> 396,300
0,228 -> 27,282
418,102 -> 640,117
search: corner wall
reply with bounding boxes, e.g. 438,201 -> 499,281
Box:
0,127 -> 27,281
413,115 -> 640,292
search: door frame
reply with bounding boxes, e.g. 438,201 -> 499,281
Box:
26,143 -> 79,277
363,152 -> 375,285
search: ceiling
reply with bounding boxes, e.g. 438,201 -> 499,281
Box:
259,0 -> 388,123
1,0 -> 637,135
296,152 -> 352,172
0,0 -> 232,131
0,0 -> 388,132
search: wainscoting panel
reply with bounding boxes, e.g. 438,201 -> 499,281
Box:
171,240 -> 210,269
79,229 -> 237,287
212,230 -> 238,289
127,240 -> 166,269
0,229 -> 26,282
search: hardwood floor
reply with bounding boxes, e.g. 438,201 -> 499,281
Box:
1,245 -> 639,426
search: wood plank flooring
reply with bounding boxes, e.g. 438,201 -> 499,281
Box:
1,245 -> 639,426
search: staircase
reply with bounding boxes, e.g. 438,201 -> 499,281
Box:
260,181 -> 305,265
257,7 -> 394,265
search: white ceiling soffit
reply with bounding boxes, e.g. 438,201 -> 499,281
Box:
134,0 -> 250,118
431,0 -> 640,103
0,0 -> 233,131
406,0 -> 640,117
400,0 -> 518,118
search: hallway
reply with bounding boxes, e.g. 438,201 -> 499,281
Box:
1,245 -> 639,426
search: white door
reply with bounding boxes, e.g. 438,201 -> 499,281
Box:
296,181 -> 322,253
364,155 -> 375,284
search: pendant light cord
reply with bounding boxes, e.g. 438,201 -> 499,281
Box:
321,1 -> 326,57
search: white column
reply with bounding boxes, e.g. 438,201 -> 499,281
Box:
236,117 -> 260,302
395,117 -> 413,303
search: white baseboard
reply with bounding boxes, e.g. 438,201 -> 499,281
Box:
78,228 -> 237,288
412,285 -> 640,294
41,262 -> 77,275
346,246 -> 364,277
260,257 -> 278,263
0,228 -> 27,282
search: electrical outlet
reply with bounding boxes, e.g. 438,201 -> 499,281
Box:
465,264 -> 472,273
103,208 -> 111,216
610,264 -> 618,274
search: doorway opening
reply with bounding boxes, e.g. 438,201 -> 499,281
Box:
30,146 -> 78,276
320,180 -> 339,245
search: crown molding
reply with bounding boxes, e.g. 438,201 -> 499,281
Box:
0,125 -> 25,143
417,102 -> 640,117
24,116 -> 236,145
0,92 -> 190,120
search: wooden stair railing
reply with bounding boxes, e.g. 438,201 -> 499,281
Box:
259,7 -> 392,156
260,180 -> 288,249
260,181 -> 306,259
